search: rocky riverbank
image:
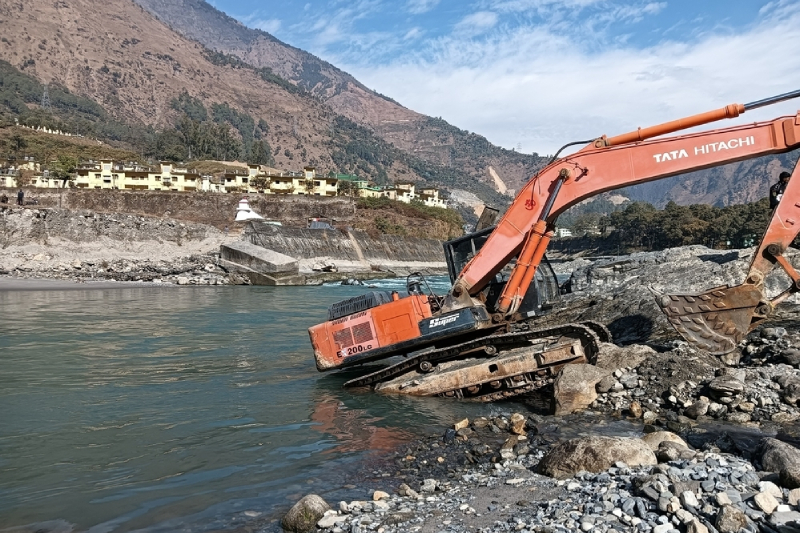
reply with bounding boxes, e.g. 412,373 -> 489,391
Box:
274,244 -> 800,533
280,410 -> 800,533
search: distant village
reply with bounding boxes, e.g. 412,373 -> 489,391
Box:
0,157 -> 449,209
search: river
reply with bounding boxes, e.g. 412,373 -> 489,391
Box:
1,277 -> 549,532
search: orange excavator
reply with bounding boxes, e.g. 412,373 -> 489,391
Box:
308,89 -> 800,400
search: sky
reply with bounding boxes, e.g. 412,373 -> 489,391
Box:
210,0 -> 800,155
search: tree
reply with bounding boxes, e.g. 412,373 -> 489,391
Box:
14,169 -> 33,187
9,133 -> 27,156
573,213 -> 602,236
250,175 -> 269,192
50,155 -> 78,186
249,139 -> 273,165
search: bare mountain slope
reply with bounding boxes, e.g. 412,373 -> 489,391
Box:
129,0 -> 797,206
131,0 -> 546,195
0,0 -> 459,185
0,0 -> 329,163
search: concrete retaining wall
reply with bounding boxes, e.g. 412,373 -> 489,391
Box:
0,188 -> 356,228
243,223 -> 446,263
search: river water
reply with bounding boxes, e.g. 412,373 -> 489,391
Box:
2,277 -> 557,532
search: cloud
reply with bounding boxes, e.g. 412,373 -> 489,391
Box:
403,27 -> 424,40
344,2 -> 800,155
407,0 -> 440,15
251,18 -> 281,34
454,11 -> 499,34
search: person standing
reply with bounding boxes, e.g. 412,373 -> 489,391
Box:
17,188 -> 24,206
770,172 -> 791,209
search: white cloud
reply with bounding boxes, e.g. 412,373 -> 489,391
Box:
403,27 -> 424,40
454,11 -> 499,34
407,0 -> 440,15
251,18 -> 281,34
344,2 -> 800,155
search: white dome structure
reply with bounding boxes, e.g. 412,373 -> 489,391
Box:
234,198 -> 264,222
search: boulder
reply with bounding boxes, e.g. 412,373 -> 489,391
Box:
553,364 -> 611,415
780,466 -> 800,489
596,375 -> 617,393
708,375 -> 744,399
641,431 -> 688,451
686,519 -> 709,533
537,436 -> 656,478
754,492 -> 779,514
782,348 -> 800,367
281,494 -> 331,533
656,441 -> 696,462
509,413 -> 527,435
759,438 -> 800,473
769,511 -> 800,529
715,504 -> 750,533
684,397 -> 710,419
783,378 -> 800,406
595,343 -> 655,371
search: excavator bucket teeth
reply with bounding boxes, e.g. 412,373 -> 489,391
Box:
654,284 -> 762,355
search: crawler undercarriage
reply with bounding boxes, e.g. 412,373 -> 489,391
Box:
345,321 -> 610,401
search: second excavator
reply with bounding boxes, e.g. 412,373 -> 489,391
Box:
308,89 -> 800,400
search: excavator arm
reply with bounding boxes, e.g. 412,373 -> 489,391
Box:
451,91 -> 800,324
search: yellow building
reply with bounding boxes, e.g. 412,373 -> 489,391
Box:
393,181 -> 416,203
418,186 -> 447,208
11,159 -> 447,208
70,160 -> 205,192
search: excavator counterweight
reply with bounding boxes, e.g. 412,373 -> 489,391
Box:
308,90 -> 800,399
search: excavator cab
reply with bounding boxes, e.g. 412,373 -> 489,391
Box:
443,226 -> 561,318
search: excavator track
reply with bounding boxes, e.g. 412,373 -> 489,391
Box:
344,322 -> 603,401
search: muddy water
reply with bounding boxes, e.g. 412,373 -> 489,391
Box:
0,278 -> 788,532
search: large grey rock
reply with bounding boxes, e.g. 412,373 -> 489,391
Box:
769,510 -> 800,529
684,397 -> 710,419
781,466 -> 800,489
553,364 -> 611,415
641,431 -> 688,451
537,436 -> 656,478
656,441 -> 695,462
595,343 -> 655,371
708,376 -> 744,398
783,378 -> 800,406
281,494 -> 331,533
715,504 -> 749,533
759,438 -> 800,473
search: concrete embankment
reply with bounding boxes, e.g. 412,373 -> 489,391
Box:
220,222 -> 447,285
0,205 -> 447,286
0,188 -> 357,229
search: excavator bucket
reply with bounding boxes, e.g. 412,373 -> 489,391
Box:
655,283 -> 763,355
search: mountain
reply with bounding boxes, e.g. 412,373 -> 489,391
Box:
0,0 -> 794,211
622,152 -> 796,208
0,0 -> 538,208
131,0 -> 544,197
